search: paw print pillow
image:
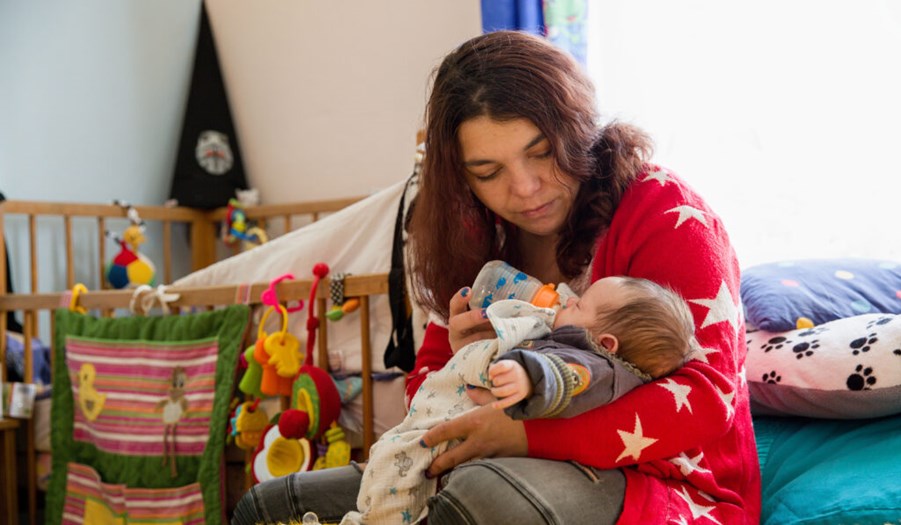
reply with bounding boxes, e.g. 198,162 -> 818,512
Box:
746,313 -> 901,418
741,259 -> 901,332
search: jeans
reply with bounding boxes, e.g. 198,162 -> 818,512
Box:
231,459 -> 624,525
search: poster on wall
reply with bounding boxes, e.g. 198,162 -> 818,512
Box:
169,1 -> 248,209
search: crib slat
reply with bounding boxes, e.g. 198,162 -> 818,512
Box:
0,210 -> 5,298
317,297 -> 328,368
163,220 -> 173,285
0,211 -> 5,382
98,217 -> 107,289
0,311 -> 6,384
360,295 -> 373,459
29,215 -> 39,337
29,214 -> 38,293
23,311 -> 37,525
64,215 -> 74,289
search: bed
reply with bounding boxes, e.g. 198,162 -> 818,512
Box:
741,258 -> 901,524
3,192 -> 901,524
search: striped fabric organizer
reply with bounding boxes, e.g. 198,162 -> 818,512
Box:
65,336 -> 221,457
63,463 -> 205,524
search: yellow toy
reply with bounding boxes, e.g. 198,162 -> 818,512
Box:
105,201 -> 156,289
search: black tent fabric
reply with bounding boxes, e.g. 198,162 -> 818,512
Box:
169,1 -> 248,209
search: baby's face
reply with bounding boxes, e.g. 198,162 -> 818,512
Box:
553,277 -> 628,330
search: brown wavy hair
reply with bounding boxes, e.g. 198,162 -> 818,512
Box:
409,31 -> 653,320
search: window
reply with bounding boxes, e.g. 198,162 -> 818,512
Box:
587,1 -> 901,267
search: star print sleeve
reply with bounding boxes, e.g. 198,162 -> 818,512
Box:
524,167 -> 746,467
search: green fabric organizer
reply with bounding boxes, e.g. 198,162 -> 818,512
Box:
48,305 -> 250,525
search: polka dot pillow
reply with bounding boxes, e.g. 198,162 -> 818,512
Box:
746,313 -> 901,418
740,259 -> 901,332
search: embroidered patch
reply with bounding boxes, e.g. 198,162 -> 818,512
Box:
569,364 -> 591,396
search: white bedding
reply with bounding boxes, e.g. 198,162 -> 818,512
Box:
174,179 -> 425,437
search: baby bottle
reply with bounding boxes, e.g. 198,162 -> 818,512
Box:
469,260 -> 561,310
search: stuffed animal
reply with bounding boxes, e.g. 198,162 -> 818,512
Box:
105,201 -> 156,289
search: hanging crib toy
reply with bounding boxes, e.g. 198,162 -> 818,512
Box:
105,200 -> 156,289
222,198 -> 269,251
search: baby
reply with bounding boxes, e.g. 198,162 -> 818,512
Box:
340,275 -> 699,525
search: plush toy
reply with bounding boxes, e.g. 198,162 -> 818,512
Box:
105,201 -> 156,289
289,365 -> 342,441
251,418 -> 313,483
230,399 -> 269,450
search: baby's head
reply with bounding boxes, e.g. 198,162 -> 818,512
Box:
554,276 -> 698,378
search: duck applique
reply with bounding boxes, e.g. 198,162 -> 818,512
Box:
77,363 -> 106,421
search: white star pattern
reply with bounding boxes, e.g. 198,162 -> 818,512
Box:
669,451 -> 711,477
716,385 -> 735,421
643,167 -> 671,186
657,378 -> 692,413
616,414 -> 658,463
669,517 -> 689,525
689,281 -> 740,332
665,205 -> 708,229
689,346 -> 719,364
676,486 -> 721,524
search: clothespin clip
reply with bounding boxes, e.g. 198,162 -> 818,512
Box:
326,272 -> 360,322
261,273 -> 304,313
68,283 -> 88,314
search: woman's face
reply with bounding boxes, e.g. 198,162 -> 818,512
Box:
458,116 -> 579,239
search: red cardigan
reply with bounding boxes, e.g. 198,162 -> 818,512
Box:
406,166 -> 761,524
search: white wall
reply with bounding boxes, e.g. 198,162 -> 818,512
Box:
0,0 -> 480,294
208,1 -> 481,201
0,0 -> 200,204
0,0 -> 480,204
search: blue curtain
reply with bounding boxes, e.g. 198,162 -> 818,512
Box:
544,0 -> 588,67
480,0 -> 545,35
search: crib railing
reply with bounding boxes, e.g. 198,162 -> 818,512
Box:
0,197 -> 362,295
0,273 -> 389,525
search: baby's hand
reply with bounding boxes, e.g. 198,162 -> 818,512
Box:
487,360 -> 532,410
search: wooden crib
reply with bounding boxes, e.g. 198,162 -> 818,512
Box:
0,197 -> 390,524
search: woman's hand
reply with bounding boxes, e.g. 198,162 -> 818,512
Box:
447,287 -> 496,353
420,387 -> 528,478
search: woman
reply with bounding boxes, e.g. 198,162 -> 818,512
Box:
233,30 -> 760,525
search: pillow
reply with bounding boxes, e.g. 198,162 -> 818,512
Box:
47,305 -> 250,525
741,259 -> 901,332
746,313 -> 901,418
755,414 -> 901,525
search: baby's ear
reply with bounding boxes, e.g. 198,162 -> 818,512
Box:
597,334 -> 619,354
